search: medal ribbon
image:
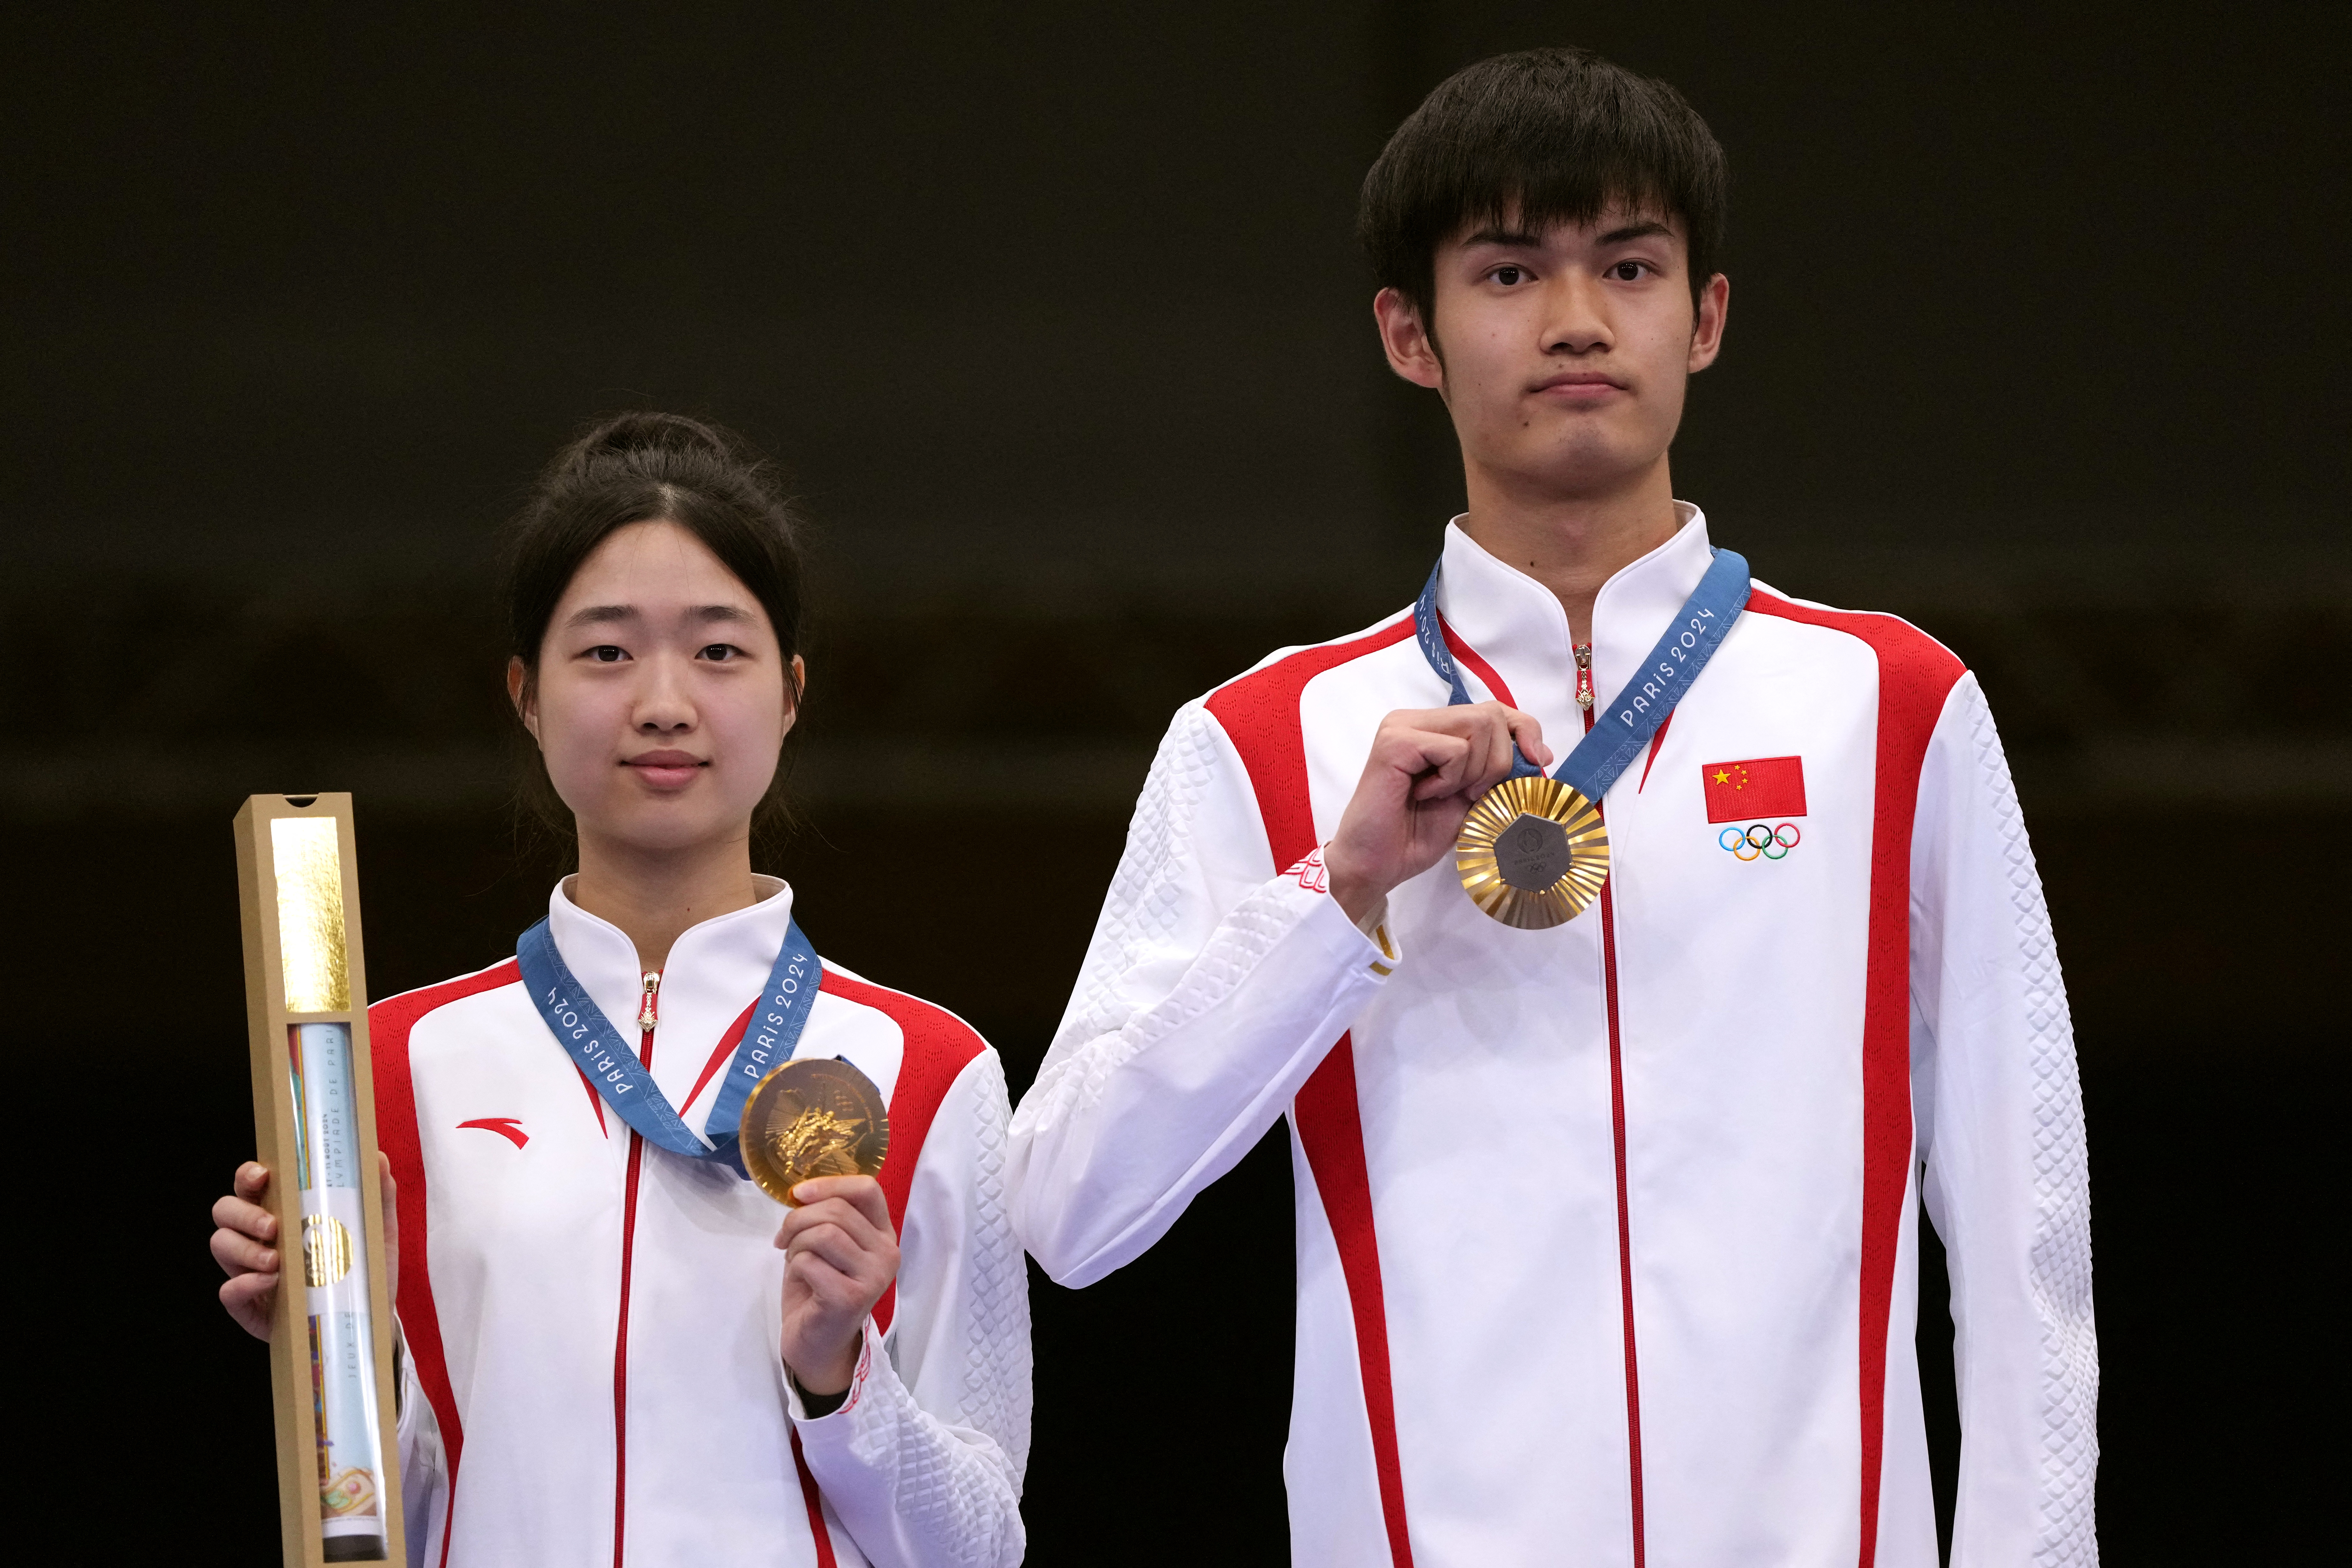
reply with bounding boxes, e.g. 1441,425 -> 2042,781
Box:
515,914 -> 820,1163
1413,546 -> 1751,799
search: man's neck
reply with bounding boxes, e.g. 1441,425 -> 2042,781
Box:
570,832 -> 760,973
1457,458 -> 1682,645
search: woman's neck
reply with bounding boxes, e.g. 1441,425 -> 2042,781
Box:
569,829 -> 760,973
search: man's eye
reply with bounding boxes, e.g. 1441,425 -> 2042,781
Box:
1608,261 -> 1649,282
1492,265 -> 1527,286
700,644 -> 739,662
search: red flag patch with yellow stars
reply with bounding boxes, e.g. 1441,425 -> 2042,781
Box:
1700,756 -> 1807,823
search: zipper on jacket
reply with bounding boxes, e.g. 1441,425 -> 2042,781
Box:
610,992 -> 660,1566
1574,643 -> 1595,709
1586,700 -> 1646,1566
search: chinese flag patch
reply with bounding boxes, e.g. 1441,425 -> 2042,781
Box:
1700,756 -> 1807,823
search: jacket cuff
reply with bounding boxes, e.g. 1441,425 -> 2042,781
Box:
783,1315 -> 881,1425
1284,847 -> 1402,980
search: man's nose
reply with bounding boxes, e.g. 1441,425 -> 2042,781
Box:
1540,273 -> 1612,354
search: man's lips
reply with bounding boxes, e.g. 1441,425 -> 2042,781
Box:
1530,372 -> 1628,401
624,750 -> 705,787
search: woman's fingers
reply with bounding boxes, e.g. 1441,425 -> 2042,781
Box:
235,1161 -> 270,1200
213,1192 -> 277,1243
783,1177 -> 893,1238
778,1205 -> 896,1278
211,1224 -> 281,1278
221,1269 -> 278,1341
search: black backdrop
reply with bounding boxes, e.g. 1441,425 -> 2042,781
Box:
6,5 -> 2342,1563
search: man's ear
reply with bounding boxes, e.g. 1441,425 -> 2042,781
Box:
506,656 -> 540,745
1373,287 -> 1446,392
1687,272 -> 1730,373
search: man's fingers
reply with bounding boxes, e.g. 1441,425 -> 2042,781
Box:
235,1161 -> 271,1199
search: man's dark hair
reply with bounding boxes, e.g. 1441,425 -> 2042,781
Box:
1359,47 -> 1728,328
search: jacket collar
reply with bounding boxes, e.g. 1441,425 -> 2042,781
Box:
1434,502 -> 1715,745
547,874 -> 796,1074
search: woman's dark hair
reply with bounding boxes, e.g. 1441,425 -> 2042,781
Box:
502,410 -> 808,846
1358,47 -> 1728,332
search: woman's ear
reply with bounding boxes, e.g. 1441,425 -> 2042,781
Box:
506,657 -> 540,745
780,654 -> 807,738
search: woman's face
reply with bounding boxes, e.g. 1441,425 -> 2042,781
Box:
512,519 -> 800,857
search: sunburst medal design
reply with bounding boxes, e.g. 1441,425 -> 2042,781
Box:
739,1057 -> 892,1206
1454,774 -> 1611,929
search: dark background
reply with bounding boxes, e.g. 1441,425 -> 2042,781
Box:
7,4 -> 2343,1562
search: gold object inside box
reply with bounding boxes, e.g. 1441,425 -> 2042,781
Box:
273,816 -> 351,1013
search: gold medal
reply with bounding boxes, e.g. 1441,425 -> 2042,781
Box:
1454,774 -> 1610,929
738,1057 -> 891,1205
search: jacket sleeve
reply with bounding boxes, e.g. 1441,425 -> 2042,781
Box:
1006,697 -> 1397,1288
1910,672 -> 2099,1566
393,1325 -> 446,1568
788,1049 -> 1031,1568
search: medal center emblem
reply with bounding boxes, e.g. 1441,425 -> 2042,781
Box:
1493,812 -> 1572,891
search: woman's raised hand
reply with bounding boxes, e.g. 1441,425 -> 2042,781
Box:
210,1154 -> 399,1341
773,1175 -> 899,1399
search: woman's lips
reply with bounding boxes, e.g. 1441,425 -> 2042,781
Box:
624,752 -> 705,788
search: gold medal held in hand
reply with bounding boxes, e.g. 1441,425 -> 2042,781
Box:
739,1057 -> 891,1205
1455,774 -> 1610,930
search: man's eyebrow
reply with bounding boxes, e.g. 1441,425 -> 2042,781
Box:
1459,219 -> 1676,250
1598,219 -> 1675,245
1461,226 -> 1546,249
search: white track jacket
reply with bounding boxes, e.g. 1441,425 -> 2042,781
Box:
1009,512 -> 2096,1567
374,879 -> 1030,1568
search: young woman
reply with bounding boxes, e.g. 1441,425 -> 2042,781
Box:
209,413 -> 1030,1568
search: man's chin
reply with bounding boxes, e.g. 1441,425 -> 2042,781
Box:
1493,436 -> 1660,499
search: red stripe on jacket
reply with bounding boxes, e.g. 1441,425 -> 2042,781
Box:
370,957 -> 521,1568
1206,615 -> 1421,1568
1745,592 -> 1963,1567
816,968 -> 989,1334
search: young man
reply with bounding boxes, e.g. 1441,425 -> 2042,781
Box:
1008,47 -> 2096,1568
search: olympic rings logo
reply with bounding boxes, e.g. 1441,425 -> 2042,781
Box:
1719,822 -> 1801,861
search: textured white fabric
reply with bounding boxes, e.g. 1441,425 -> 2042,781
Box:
1011,512 -> 2098,1565
1010,698 -> 1398,1286
1914,675 -> 2100,1567
381,882 -> 1028,1568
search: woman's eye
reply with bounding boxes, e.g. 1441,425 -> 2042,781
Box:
587,645 -> 626,663
1492,265 -> 1527,286
700,644 -> 738,662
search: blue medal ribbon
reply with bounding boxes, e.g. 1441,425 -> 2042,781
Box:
515,913 -> 821,1167
1413,545 -> 1751,799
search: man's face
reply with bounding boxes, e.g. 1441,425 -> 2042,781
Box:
1376,207 -> 1728,500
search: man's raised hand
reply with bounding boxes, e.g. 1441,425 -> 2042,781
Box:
1323,702 -> 1551,924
